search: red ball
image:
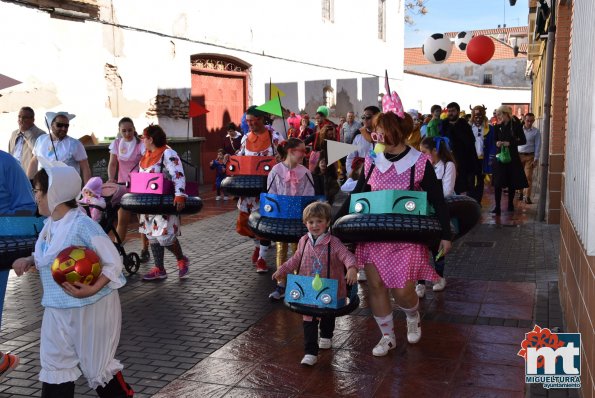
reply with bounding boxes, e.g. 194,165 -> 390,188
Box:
51,246 -> 102,286
466,35 -> 496,65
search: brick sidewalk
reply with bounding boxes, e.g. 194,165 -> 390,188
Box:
0,192 -> 581,397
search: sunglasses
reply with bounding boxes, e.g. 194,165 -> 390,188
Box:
56,123 -> 69,129
361,115 -> 373,120
371,132 -> 384,143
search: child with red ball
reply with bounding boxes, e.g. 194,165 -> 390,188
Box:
12,161 -> 133,398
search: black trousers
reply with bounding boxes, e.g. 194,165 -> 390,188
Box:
41,372 -> 133,398
467,159 -> 484,204
303,316 -> 335,356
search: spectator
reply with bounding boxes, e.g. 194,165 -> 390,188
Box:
8,106 -> 46,174
491,105 -> 528,215
312,156 -> 340,204
517,113 -> 541,204
425,105 -> 442,138
469,105 -> 497,204
441,102 -> 479,195
297,117 -> 314,141
341,111 -> 361,144
223,123 -> 243,155
210,149 -> 228,201
28,112 -> 91,183
406,109 -> 422,149
346,105 -> 380,175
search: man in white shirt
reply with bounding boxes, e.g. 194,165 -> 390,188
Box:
8,107 -> 46,174
27,112 -> 91,183
517,112 -> 541,204
346,106 -> 379,176
341,111 -> 361,145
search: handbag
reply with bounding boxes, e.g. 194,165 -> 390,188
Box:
285,242 -> 344,309
496,146 -> 511,164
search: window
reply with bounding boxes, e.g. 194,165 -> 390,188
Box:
483,73 -> 493,85
322,0 -> 334,22
378,0 -> 386,41
323,86 -> 335,108
465,66 -> 474,76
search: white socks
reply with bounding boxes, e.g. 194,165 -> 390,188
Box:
400,300 -> 420,321
374,314 -> 395,338
259,244 -> 269,260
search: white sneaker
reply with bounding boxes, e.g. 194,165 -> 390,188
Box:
300,354 -> 318,366
215,196 -> 222,201
372,335 -> 396,357
319,338 -> 332,349
223,196 -> 229,200
357,270 -> 367,281
433,277 -> 447,292
406,312 -> 422,344
415,283 -> 426,298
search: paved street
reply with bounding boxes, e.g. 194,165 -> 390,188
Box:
0,190 -> 579,397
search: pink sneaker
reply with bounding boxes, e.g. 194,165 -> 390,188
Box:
142,267 -> 167,281
177,256 -> 190,279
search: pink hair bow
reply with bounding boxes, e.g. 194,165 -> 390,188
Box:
382,91 -> 405,118
283,169 -> 299,196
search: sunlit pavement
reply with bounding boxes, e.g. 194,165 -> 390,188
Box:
0,187 -> 578,397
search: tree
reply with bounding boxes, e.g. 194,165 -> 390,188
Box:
405,0 -> 429,25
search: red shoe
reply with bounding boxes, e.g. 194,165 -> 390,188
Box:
251,247 -> 260,264
255,258 -> 269,273
0,353 -> 19,381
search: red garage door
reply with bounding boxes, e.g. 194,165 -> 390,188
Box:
191,62 -> 248,185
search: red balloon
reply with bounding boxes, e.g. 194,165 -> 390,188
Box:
466,35 -> 496,65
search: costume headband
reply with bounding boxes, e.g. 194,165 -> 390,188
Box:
381,91 -> 405,118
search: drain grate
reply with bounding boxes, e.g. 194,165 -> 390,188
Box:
463,241 -> 496,248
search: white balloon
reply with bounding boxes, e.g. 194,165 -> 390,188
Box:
455,31 -> 474,52
422,33 -> 453,64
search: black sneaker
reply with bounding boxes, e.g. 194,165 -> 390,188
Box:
140,249 -> 150,264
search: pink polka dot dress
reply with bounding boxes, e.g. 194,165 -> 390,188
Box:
355,151 -> 440,288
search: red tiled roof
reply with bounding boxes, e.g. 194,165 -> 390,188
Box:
404,36 -> 525,66
444,26 -> 528,39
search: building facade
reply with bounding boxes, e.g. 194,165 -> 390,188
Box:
529,0 -> 595,396
0,0 -> 404,182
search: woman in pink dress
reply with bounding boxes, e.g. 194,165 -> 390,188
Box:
107,117 -> 150,262
354,110 -> 452,357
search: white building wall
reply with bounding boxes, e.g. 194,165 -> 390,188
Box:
397,72 -> 531,115
406,58 -> 530,88
564,0 -> 595,255
0,0 -> 404,148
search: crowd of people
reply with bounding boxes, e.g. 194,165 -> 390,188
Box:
0,98 -> 542,391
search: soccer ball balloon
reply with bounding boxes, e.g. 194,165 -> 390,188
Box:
455,31 -> 473,51
422,33 -> 453,64
51,246 -> 102,286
